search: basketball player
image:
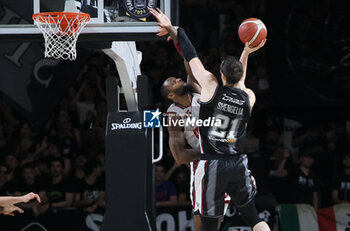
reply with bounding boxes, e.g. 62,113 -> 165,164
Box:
159,27 -> 232,231
161,44 -> 205,231
155,12 -> 262,231
0,192 -> 41,216
150,8 -> 269,231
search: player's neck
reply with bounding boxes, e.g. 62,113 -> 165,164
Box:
86,173 -> 97,184
52,175 -> 63,184
224,82 -> 238,89
174,93 -> 192,108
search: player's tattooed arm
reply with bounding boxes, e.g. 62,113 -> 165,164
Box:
167,116 -> 200,164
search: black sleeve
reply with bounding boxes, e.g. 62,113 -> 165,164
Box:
177,27 -> 198,62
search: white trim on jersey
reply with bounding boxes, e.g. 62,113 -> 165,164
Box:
194,160 -> 206,213
199,133 -> 204,154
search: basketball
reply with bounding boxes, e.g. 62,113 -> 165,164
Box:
238,18 -> 267,47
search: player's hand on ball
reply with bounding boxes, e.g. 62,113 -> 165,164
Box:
245,39 -> 266,54
3,205 -> 24,216
21,192 -> 41,203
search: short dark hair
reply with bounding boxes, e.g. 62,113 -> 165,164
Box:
20,162 -> 35,172
221,56 -> 243,85
84,161 -> 102,175
299,147 -> 315,158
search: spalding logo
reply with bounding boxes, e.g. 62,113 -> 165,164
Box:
123,118 -> 131,123
123,0 -> 157,19
111,118 -> 142,130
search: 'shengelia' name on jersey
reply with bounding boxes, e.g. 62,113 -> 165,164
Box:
217,102 -> 243,115
111,123 -> 142,130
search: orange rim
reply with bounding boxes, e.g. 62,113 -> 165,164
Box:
32,12 -> 90,24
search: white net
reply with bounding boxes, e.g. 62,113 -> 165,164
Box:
33,13 -> 90,60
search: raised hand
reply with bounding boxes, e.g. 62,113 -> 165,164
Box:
157,27 -> 172,41
149,7 -> 179,44
245,39 -> 266,55
148,7 -> 172,29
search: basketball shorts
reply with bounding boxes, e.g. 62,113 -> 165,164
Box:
191,160 -> 231,216
193,154 -> 257,218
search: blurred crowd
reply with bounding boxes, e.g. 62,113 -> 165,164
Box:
0,0 -> 349,230
0,52 -> 109,230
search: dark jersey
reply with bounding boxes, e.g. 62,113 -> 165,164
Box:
76,176 -> 105,208
46,177 -> 75,203
332,172 -> 350,201
199,85 -> 250,159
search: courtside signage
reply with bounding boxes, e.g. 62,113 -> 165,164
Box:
111,117 -> 142,130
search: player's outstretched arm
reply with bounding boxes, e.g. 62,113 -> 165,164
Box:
149,8 -> 200,93
149,8 -> 217,101
184,59 -> 201,93
167,115 -> 200,164
176,28 -> 218,101
0,192 -> 41,207
238,40 -> 266,89
238,40 -> 266,112
150,7 -> 201,100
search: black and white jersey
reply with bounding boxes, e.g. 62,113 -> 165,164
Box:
199,85 -> 250,159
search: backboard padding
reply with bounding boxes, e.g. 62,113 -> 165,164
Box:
0,0 -> 177,42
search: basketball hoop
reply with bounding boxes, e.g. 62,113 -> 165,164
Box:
33,12 -> 90,60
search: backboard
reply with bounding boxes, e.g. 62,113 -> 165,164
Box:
0,0 -> 178,42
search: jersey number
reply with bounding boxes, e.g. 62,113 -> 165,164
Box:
209,114 -> 240,139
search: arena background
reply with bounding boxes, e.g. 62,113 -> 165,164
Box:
0,0 -> 349,230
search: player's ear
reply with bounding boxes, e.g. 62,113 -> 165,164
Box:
221,72 -> 226,84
